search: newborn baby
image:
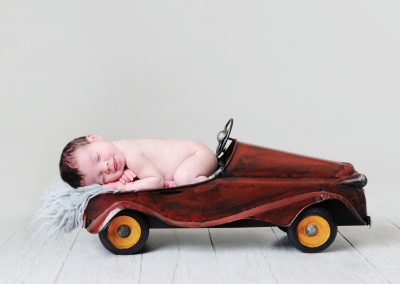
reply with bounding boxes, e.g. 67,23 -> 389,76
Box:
59,135 -> 218,191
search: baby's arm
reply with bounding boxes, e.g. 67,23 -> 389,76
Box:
103,169 -> 136,190
122,152 -> 164,191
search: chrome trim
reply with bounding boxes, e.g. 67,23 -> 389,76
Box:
339,174 -> 368,187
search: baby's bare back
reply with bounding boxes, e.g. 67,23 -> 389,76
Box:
114,139 -> 213,180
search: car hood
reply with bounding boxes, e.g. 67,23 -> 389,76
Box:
223,140 -> 355,178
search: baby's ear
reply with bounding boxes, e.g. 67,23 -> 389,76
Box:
86,134 -> 103,142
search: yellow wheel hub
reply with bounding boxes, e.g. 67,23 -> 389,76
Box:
107,216 -> 141,249
297,215 -> 330,248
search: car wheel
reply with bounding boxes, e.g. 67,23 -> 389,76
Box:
98,210 -> 149,255
287,207 -> 337,253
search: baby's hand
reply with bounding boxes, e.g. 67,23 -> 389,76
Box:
119,169 -> 137,185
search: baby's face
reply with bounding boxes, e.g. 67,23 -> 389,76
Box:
75,138 -> 126,186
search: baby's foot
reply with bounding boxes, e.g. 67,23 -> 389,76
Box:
164,180 -> 176,188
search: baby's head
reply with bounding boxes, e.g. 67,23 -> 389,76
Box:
59,135 -> 126,188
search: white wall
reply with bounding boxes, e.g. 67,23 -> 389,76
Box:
1,0 -> 399,221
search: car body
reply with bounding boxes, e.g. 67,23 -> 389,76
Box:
83,134 -> 370,254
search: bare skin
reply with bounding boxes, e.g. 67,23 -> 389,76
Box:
74,135 -> 218,191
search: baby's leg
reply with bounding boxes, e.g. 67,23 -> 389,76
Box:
173,147 -> 218,186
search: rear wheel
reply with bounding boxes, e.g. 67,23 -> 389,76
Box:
99,211 -> 149,255
287,207 -> 337,253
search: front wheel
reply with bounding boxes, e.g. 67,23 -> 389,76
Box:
287,207 -> 337,253
99,210 -> 149,255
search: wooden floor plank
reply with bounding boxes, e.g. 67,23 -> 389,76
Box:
140,228 -> 222,284
209,227 -> 279,284
339,215 -> 400,283
385,217 -> 400,231
0,210 -> 33,249
54,230 -> 142,284
210,226 -> 387,283
0,218 -> 80,284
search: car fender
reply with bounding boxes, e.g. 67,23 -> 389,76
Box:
86,191 -> 367,233
251,191 -> 367,227
86,202 -> 149,234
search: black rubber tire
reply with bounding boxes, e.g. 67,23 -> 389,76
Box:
98,210 -> 149,255
277,226 -> 288,233
287,207 -> 337,253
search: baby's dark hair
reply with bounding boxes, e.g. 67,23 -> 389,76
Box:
59,136 -> 89,188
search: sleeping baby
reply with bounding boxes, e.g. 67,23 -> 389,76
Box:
59,135 -> 218,191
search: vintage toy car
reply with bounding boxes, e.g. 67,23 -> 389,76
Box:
83,119 -> 370,254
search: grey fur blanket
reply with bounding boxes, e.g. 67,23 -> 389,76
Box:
32,178 -> 120,237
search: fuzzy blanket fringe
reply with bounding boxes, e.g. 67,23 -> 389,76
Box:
31,178 -> 119,238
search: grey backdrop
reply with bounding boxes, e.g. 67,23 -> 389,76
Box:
0,0 -> 399,224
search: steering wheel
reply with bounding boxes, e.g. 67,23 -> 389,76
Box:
216,118 -> 234,155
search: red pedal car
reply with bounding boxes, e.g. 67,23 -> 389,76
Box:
83,119 -> 370,254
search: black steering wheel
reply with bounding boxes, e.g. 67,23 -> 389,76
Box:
216,118 -> 234,155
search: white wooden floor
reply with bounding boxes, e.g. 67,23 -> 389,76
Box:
1,209 -> 399,284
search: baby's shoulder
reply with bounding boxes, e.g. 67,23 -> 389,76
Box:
113,139 -> 144,155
